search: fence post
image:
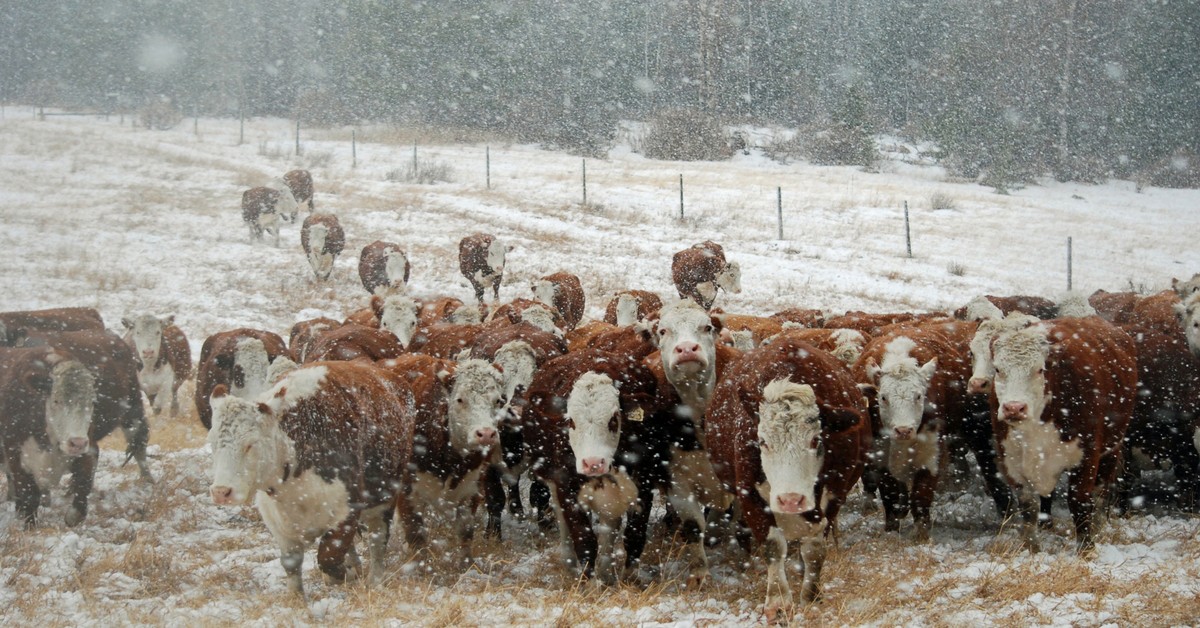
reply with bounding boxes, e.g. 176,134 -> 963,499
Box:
193,114 -> 198,136
486,145 -> 490,189
904,201 -> 912,258
777,187 -> 783,239
679,174 -> 684,219
1067,236 -> 1073,291
413,142 -> 418,176
352,130 -> 357,168
294,120 -> 300,155
238,108 -> 244,145
582,159 -> 587,205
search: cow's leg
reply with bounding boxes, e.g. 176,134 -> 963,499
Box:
622,483 -> 654,581
452,500 -> 477,572
482,465 -> 505,539
1174,442 -> 1200,512
169,383 -> 182,417
65,450 -> 97,527
530,479 -> 554,532
667,488 -> 710,588
317,517 -> 358,584
1066,462 -> 1098,552
121,409 -> 154,483
1014,485 -> 1041,552
279,538 -> 307,596
471,282 -> 486,306
961,407 -> 1015,518
910,466 -> 938,543
763,526 -> 792,623
798,536 -> 827,603
859,462 -> 882,514
10,462 -> 42,528
361,503 -> 392,586
491,275 -> 502,303
877,467 -> 910,533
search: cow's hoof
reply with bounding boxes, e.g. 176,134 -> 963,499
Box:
764,598 -> 794,624
65,507 -> 85,528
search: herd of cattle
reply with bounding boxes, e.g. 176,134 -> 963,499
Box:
4,173 -> 1200,618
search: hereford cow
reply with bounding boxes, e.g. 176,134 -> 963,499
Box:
603,290 -> 663,326
207,361 -> 416,596
288,317 -> 341,364
0,346 -> 96,526
520,348 -> 667,584
531,271 -> 585,331
1130,290 -> 1183,336
715,313 -> 783,349
953,295 -> 1058,321
241,186 -> 282,246
343,295 -> 422,349
823,311 -> 918,336
488,299 -> 564,335
768,327 -> 868,366
406,323 -> 487,360
1175,294 -> 1200,358
770,308 -> 826,328
671,242 -> 741,310
282,168 -> 314,216
195,329 -> 291,430
1089,289 -> 1139,324
0,307 -> 106,347
304,324 -> 405,363
301,213 -> 345,281
121,314 -> 192,416
378,356 -> 506,576
1174,274 -> 1200,301
565,321 -> 617,353
705,338 -> 870,619
418,297 -> 484,326
459,234 -> 511,304
359,241 -> 410,296
991,318 -> 1136,551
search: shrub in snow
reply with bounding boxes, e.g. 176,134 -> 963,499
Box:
642,109 -> 731,162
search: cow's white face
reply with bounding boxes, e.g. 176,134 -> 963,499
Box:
830,329 -> 865,365
493,340 -> 537,423
1175,295 -> 1200,358
757,380 -> 823,516
615,293 -> 640,326
992,325 -> 1053,424
520,305 -> 561,337
378,296 -> 420,347
566,372 -> 622,476
124,313 -> 173,366
1174,274 -> 1200,301
867,337 -> 936,441
968,313 -> 1038,394
447,359 -> 505,452
448,304 -> 482,325
715,261 -> 742,294
655,300 -> 719,381
531,279 -> 556,308
265,355 -> 297,386
485,238 -> 508,275
306,223 -> 334,280
383,250 -> 409,293
44,359 -> 96,456
231,338 -> 270,400
208,391 -> 281,506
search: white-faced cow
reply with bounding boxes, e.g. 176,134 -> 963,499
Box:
241,187 -> 282,246
121,314 -> 192,416
0,346 -> 96,527
195,329 -> 292,430
282,168 -> 314,217
1173,274 -> 1200,301
459,233 -> 511,305
208,360 -> 416,596
359,241 -> 410,296
706,337 -> 870,620
603,290 -> 663,326
671,242 -> 741,310
301,213 -> 345,281
991,317 -> 1136,551
531,271 -> 586,331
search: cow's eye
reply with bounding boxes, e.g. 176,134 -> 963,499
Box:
244,443 -> 254,454
703,325 -> 713,333
565,419 -> 575,430
658,329 -> 667,336
456,397 -> 465,404
759,442 -> 770,452
608,415 -> 619,432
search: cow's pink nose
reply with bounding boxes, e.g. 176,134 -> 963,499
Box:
1002,401 -> 1027,420
580,458 -> 608,476
67,437 -> 89,455
968,377 -> 991,394
475,428 -> 498,446
673,342 -> 701,363
142,349 -> 155,358
211,486 -> 234,504
775,493 -> 807,514
893,427 -> 914,441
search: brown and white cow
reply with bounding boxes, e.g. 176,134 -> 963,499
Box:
303,324 -> 405,363
603,290 -> 663,326
1130,290 -> 1183,336
301,213 -> 345,281
121,314 -> 192,416
991,317 -> 1136,551
520,347 -> 668,584
1173,274 -> 1200,301
488,298 -> 565,333
418,296 -> 485,326
953,295 -> 1058,321
706,337 -> 870,619
671,242 -> 741,310
0,346 -> 96,527
343,295 -> 422,349
208,361 -> 415,596
715,313 -> 784,349
1089,289 -> 1140,324
768,326 -> 869,366
0,307 -> 106,347
378,355 -> 506,576
531,271 -> 585,331
770,308 -> 826,328
282,168 -> 314,217
195,329 -> 292,430
359,241 -> 410,296
459,233 -> 511,304
1175,293 -> 1200,358
288,317 -> 341,364
241,186 -> 283,246
406,323 -> 487,360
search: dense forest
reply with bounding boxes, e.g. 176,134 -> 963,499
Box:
2,0 -> 1197,187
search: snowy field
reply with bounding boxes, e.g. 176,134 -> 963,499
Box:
0,108 -> 1198,626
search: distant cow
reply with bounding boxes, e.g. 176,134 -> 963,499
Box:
1089,289 -> 1140,324
671,242 -> 741,310
953,295 -> 1058,321
768,326 -> 868,366
531,271 -> 585,331
770,307 -> 826,328
241,186 -> 282,246
208,361 -> 416,596
343,295 -> 422,349
282,169 -> 314,217
1174,274 -> 1200,301
488,299 -> 564,334
301,213 -> 345,281
706,337 -> 870,618
359,241 -> 410,296
417,297 -> 484,326
121,314 -> 192,416
991,318 -> 1136,551
603,290 -> 663,326
194,329 -> 291,430
304,324 -> 405,363
288,317 -> 341,364
0,346 -> 96,526
0,307 -> 105,347
1129,290 -> 1183,336
459,234 -> 511,304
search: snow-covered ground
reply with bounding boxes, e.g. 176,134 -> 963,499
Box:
0,109 -> 1198,626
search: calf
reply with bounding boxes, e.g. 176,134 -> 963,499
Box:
208,361 -> 416,596
282,168 -> 314,216
532,271 -> 586,331
0,347 -> 96,526
705,338 -> 869,619
241,186 -> 282,246
991,318 -> 1136,551
603,290 -> 663,326
459,233 -> 511,304
359,241 -> 410,296
0,307 -> 105,346
301,213 -> 345,281
521,348 -> 667,584
671,242 -> 741,310
304,324 -> 405,363
195,329 -> 291,430
121,314 -> 192,416
378,356 -> 506,576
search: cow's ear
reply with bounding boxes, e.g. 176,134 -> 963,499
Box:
857,382 -> 877,401
121,317 -> 134,330
23,371 -> 52,394
211,384 -> 229,399
865,357 -> 882,384
1175,301 -> 1188,325
632,319 -> 654,343
163,314 -> 175,328
919,357 -> 939,382
818,404 -> 862,433
436,365 -> 456,386
709,314 -> 724,335
370,295 -> 385,318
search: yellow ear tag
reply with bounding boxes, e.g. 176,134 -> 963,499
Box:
627,407 -> 644,422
